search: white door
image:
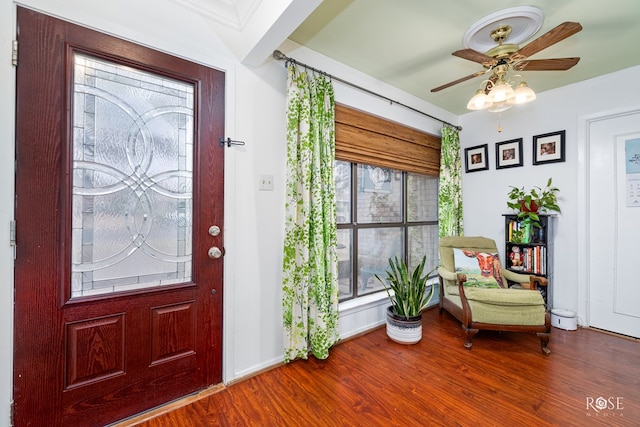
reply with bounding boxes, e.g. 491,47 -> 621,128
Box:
587,109 -> 640,338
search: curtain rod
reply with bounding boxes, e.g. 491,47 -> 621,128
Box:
272,50 -> 462,132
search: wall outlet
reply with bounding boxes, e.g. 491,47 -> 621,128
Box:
259,175 -> 274,191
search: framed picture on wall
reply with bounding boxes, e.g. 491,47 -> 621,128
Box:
533,130 -> 566,165
496,138 -> 523,169
464,144 -> 489,173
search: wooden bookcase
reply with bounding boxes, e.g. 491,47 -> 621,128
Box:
503,214 -> 554,307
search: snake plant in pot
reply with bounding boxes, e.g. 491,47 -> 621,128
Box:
375,255 -> 435,345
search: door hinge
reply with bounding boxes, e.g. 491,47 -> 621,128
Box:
11,40 -> 18,67
10,220 -> 16,246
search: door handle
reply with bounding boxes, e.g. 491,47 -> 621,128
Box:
208,246 -> 223,259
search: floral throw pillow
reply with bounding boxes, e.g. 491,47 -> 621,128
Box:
453,249 -> 505,288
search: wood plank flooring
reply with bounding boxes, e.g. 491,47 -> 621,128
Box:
130,308 -> 640,426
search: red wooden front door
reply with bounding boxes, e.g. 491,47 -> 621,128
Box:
14,7 -> 225,426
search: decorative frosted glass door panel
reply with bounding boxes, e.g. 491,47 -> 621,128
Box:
72,54 -> 194,298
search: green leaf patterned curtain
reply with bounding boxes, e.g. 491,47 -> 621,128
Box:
438,126 -> 463,237
282,64 -> 339,363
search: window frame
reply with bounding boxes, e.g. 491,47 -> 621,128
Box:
337,161 -> 439,302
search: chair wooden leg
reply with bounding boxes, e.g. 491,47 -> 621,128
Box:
462,327 -> 479,349
537,332 -> 551,355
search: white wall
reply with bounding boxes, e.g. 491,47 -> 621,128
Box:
459,65 -> 640,324
0,1 -> 457,423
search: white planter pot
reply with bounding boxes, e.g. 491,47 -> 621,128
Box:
385,306 -> 423,345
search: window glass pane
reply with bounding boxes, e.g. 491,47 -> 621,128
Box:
408,224 -> 439,307
358,227 -> 403,296
407,173 -> 439,222
408,224 -> 439,274
336,161 -> 439,303
335,160 -> 351,223
337,228 -> 352,299
71,53 -> 194,298
357,165 -> 402,223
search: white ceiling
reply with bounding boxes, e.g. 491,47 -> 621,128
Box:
287,0 -> 640,115
169,0 -> 262,30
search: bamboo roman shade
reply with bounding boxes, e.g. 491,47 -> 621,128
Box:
335,103 -> 441,176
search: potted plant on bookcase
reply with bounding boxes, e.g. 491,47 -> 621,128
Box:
507,177 -> 561,241
375,255 -> 435,345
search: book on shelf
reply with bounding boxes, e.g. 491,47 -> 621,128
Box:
510,245 -> 546,275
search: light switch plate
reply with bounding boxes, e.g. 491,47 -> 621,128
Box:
259,174 -> 274,191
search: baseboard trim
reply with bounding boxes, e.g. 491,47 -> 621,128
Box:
586,326 -> 639,342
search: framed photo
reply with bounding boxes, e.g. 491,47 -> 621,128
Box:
533,130 -> 566,165
496,138 -> 523,169
464,144 -> 489,173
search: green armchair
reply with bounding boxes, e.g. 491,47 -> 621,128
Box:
438,236 -> 551,354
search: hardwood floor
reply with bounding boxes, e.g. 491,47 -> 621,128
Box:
130,308 -> 639,426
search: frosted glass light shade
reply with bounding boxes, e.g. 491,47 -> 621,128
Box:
488,102 -> 513,113
467,89 -> 493,110
488,81 -> 515,103
509,81 -> 536,104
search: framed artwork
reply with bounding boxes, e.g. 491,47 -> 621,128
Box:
464,144 -> 489,173
533,130 -> 566,165
496,138 -> 523,169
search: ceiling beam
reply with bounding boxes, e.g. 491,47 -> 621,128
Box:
241,0 -> 323,67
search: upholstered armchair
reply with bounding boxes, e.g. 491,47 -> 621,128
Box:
438,236 -> 551,354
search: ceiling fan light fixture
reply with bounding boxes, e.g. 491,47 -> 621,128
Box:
467,89 -> 493,110
488,102 -> 513,113
509,80 -> 537,104
488,80 -> 515,103
466,70 -> 536,112
447,11 -> 581,129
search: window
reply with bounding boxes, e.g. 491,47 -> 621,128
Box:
336,161 -> 439,301
333,103 -> 441,302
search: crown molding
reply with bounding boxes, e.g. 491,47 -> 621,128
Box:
169,0 -> 262,30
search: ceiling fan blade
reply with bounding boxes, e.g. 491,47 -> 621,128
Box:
431,70 -> 487,92
513,57 -> 580,71
515,22 -> 582,59
452,49 -> 496,66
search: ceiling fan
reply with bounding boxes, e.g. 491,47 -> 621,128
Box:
431,21 -> 583,94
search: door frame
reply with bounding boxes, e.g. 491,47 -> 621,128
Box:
2,5 -> 17,427
2,4 -> 241,424
11,4 -> 236,419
